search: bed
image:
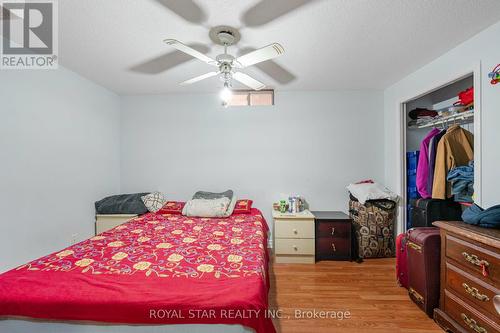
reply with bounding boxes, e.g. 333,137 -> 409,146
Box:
0,208 -> 275,333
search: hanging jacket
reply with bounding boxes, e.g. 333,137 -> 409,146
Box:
426,129 -> 446,195
416,128 -> 440,198
462,203 -> 500,229
432,125 -> 474,199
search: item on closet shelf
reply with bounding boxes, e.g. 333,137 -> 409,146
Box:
432,125 -> 474,199
457,87 -> 474,106
426,129 -> 447,195
446,160 -> 474,203
346,182 -> 398,205
407,227 -> 441,317
409,198 -> 462,228
408,108 -> 438,120
396,233 -> 409,289
488,64 -> 500,85
462,203 -> 500,229
349,195 -> 397,259
416,128 -> 441,199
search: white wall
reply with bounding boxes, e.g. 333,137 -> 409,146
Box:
384,21 -> 500,233
0,67 -> 121,272
120,91 -> 384,238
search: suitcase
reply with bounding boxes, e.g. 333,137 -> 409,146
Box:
396,233 -> 409,289
407,227 -> 441,317
409,198 -> 462,228
349,195 -> 397,259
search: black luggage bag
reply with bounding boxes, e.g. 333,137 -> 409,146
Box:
409,198 -> 462,228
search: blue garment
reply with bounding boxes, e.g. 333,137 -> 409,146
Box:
462,204 -> 500,229
447,161 -> 474,203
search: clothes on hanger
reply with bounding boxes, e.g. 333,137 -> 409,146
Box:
426,129 -> 447,195
432,125 -> 474,199
416,128 -> 441,198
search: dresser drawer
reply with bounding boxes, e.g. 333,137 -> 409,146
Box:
275,220 -> 314,239
444,290 -> 500,333
446,234 -> 500,283
316,221 -> 350,238
275,238 -> 315,255
446,262 -> 500,317
316,237 -> 350,259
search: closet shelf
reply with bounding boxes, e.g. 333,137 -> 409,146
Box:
409,110 -> 474,129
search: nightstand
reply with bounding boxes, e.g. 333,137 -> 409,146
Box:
95,214 -> 138,235
312,211 -> 352,261
273,210 -> 315,264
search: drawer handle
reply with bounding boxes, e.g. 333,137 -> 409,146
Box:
293,229 -> 298,235
331,227 -> 335,236
293,245 -> 298,251
331,243 -> 336,252
407,241 -> 422,253
462,283 -> 490,302
462,252 -> 490,277
460,313 -> 487,333
408,287 -> 424,304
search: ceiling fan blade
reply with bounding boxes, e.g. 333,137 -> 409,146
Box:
164,39 -> 216,66
180,71 -> 220,86
233,72 -> 266,90
235,43 -> 284,68
239,47 -> 296,84
130,43 -> 210,74
242,0 -> 317,27
155,0 -> 206,24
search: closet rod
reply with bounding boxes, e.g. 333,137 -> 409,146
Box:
410,110 -> 474,129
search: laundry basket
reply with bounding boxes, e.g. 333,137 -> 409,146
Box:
349,194 -> 397,259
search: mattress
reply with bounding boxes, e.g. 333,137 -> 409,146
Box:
0,209 -> 274,333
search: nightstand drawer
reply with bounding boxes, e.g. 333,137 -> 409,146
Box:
316,237 -> 350,259
316,221 -> 350,238
275,220 -> 314,239
275,238 -> 315,255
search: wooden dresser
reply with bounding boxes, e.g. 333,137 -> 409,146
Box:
433,221 -> 500,333
312,211 -> 352,261
273,210 -> 315,264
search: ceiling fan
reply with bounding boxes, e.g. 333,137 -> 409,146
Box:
164,26 -> 284,103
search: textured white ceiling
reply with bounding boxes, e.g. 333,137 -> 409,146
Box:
58,0 -> 500,94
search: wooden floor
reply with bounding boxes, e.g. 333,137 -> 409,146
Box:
269,258 -> 443,333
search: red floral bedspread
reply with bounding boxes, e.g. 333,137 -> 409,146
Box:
0,208 -> 275,333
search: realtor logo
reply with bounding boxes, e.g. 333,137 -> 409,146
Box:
1,0 -> 58,69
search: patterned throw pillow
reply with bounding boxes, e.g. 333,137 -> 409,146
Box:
233,199 -> 253,214
157,201 -> 186,215
141,191 -> 166,213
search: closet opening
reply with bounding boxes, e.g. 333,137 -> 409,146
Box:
402,73 -> 478,232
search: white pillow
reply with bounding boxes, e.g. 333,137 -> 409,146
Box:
222,195 -> 237,217
182,197 -> 231,217
141,191 -> 166,213
347,183 -> 397,205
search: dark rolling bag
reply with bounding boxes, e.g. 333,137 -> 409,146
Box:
409,198 -> 462,228
407,227 -> 441,317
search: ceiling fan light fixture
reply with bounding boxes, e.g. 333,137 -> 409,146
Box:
220,82 -> 232,105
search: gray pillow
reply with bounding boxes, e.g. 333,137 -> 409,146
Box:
192,190 -> 233,201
